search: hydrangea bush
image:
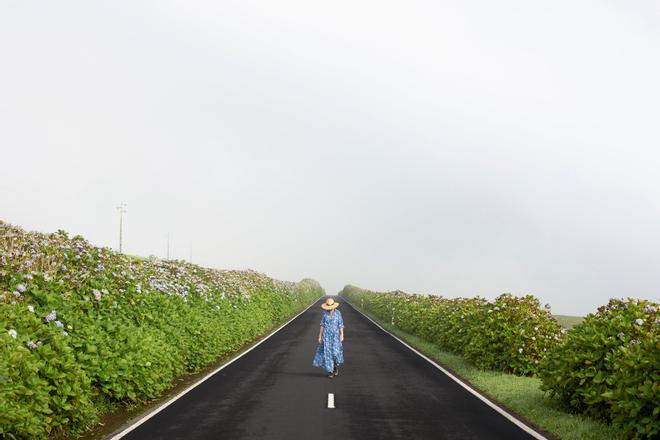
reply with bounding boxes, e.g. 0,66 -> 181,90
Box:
538,298 -> 659,439
341,286 -> 563,375
343,286 -> 659,438
0,221 -> 323,439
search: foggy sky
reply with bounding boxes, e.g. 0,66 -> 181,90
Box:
1,1 -> 659,315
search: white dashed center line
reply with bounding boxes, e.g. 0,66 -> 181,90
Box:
327,393 -> 335,409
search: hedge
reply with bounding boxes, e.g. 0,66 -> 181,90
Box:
341,285 -> 563,375
341,285 -> 659,439
538,298 -> 659,439
0,220 -> 322,439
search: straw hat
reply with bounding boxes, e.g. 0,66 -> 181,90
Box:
321,298 -> 340,310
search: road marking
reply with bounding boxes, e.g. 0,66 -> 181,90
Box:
344,299 -> 549,440
107,296 -> 324,440
327,393 -> 335,409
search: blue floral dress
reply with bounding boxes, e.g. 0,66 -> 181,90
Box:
313,310 -> 344,373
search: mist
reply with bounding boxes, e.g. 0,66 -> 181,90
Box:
1,0 -> 659,315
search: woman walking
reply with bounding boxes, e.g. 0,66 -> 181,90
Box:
313,298 -> 345,378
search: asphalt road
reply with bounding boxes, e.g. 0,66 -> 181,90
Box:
120,297 -> 540,440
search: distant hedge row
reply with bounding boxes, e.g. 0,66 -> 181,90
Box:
341,285 -> 563,375
341,285 -> 659,439
0,221 -> 323,439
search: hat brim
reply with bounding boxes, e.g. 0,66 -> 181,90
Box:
321,302 -> 340,310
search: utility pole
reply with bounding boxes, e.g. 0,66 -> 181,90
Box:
116,202 -> 127,253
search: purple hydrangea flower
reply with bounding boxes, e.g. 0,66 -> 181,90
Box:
16,284 -> 26,293
45,310 -> 57,322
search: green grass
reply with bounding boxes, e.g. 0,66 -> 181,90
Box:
356,308 -> 626,440
553,315 -> 584,329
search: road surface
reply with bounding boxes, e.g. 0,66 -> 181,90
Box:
118,297 -> 541,440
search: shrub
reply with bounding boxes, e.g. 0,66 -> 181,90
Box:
464,294 -> 563,375
341,286 -> 563,375
538,298 -> 659,439
0,221 -> 322,438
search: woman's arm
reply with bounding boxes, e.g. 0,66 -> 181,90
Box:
339,311 -> 345,342
318,326 -> 323,344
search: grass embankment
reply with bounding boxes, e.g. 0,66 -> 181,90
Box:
0,221 -> 323,439
554,315 -> 584,329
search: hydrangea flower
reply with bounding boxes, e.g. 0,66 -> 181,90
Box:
8,329 -> 17,338
26,341 -> 38,350
518,348 -> 523,353
16,284 -> 26,293
635,318 -> 644,326
45,310 -> 57,322
27,305 -> 35,313
54,321 -> 64,328
92,289 -> 102,301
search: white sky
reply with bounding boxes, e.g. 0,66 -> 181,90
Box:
1,0 -> 659,315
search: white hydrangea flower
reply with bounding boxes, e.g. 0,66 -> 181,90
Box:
45,310 -> 57,322
635,318 -> 644,326
27,305 -> 35,313
8,329 -> 17,338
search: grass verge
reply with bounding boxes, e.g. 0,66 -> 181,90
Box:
553,315 -> 584,329
351,304 -> 627,440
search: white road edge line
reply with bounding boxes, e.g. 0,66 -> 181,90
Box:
327,393 -> 335,409
343,299 -> 548,440
107,296 -> 324,440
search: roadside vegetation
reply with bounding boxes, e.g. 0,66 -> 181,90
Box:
554,315 -> 584,329
342,285 -> 658,439
0,221 -> 323,439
